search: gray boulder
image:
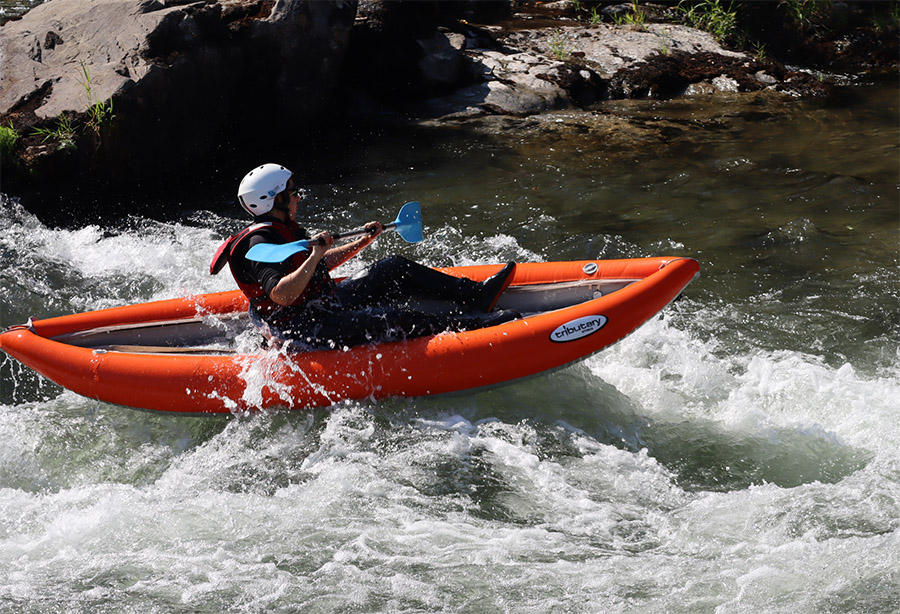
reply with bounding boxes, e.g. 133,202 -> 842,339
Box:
416,22 -> 827,120
0,0 -> 357,182
417,29 -> 467,88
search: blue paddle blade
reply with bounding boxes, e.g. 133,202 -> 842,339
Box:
394,201 -> 424,243
245,239 -> 310,263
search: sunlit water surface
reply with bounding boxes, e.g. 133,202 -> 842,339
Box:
1,84 -> 897,612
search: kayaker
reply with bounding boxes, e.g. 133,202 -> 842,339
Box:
213,163 -> 517,348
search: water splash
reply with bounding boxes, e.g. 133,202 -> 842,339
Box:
1,84 -> 898,612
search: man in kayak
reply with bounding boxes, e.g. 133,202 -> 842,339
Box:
212,163 -> 517,348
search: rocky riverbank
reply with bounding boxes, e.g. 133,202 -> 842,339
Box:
0,0 -> 896,219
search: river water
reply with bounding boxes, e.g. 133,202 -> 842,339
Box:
1,79 -> 898,612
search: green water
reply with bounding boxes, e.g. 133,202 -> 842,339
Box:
298,86 -> 898,369
0,77 -> 897,612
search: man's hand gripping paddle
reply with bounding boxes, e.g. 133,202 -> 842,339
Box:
244,201 -> 424,264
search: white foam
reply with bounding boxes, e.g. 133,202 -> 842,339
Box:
2,188 -> 898,612
589,308 -> 900,460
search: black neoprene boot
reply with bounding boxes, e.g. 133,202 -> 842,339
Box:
471,262 -> 516,312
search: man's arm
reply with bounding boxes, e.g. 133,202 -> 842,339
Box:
322,222 -> 383,270
267,232 -> 333,306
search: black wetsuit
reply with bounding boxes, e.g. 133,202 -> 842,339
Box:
229,217 -> 511,348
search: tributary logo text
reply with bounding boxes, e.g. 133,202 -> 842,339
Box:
550,315 -> 608,343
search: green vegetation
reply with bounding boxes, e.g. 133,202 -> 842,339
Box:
79,61 -> 114,137
773,1 -> 898,34
656,29 -> 674,56
678,0 -> 737,43
548,29 -> 572,60
612,1 -> 647,28
0,122 -> 19,160
31,115 -> 77,150
561,0 -> 897,61
779,0 -> 832,29
872,2 -> 900,32
752,40 -> 767,60
24,62 -> 116,152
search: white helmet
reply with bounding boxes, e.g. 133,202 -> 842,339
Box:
237,163 -> 293,216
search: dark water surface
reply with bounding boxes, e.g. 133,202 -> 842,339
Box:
0,82 -> 897,612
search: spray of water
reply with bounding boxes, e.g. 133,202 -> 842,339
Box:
1,82 -> 898,612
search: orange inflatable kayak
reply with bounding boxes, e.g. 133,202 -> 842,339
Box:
0,258 -> 699,414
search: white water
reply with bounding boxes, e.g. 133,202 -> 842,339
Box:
1,85 -> 898,612
1,194 -> 897,613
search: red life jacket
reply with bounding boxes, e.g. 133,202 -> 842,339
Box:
210,220 -> 335,315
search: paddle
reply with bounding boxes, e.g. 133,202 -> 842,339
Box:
244,201 -> 424,264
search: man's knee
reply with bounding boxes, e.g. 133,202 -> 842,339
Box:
378,254 -> 409,270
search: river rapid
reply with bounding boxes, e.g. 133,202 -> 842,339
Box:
1,82 -> 898,612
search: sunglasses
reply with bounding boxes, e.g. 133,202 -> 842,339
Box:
286,185 -> 306,198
